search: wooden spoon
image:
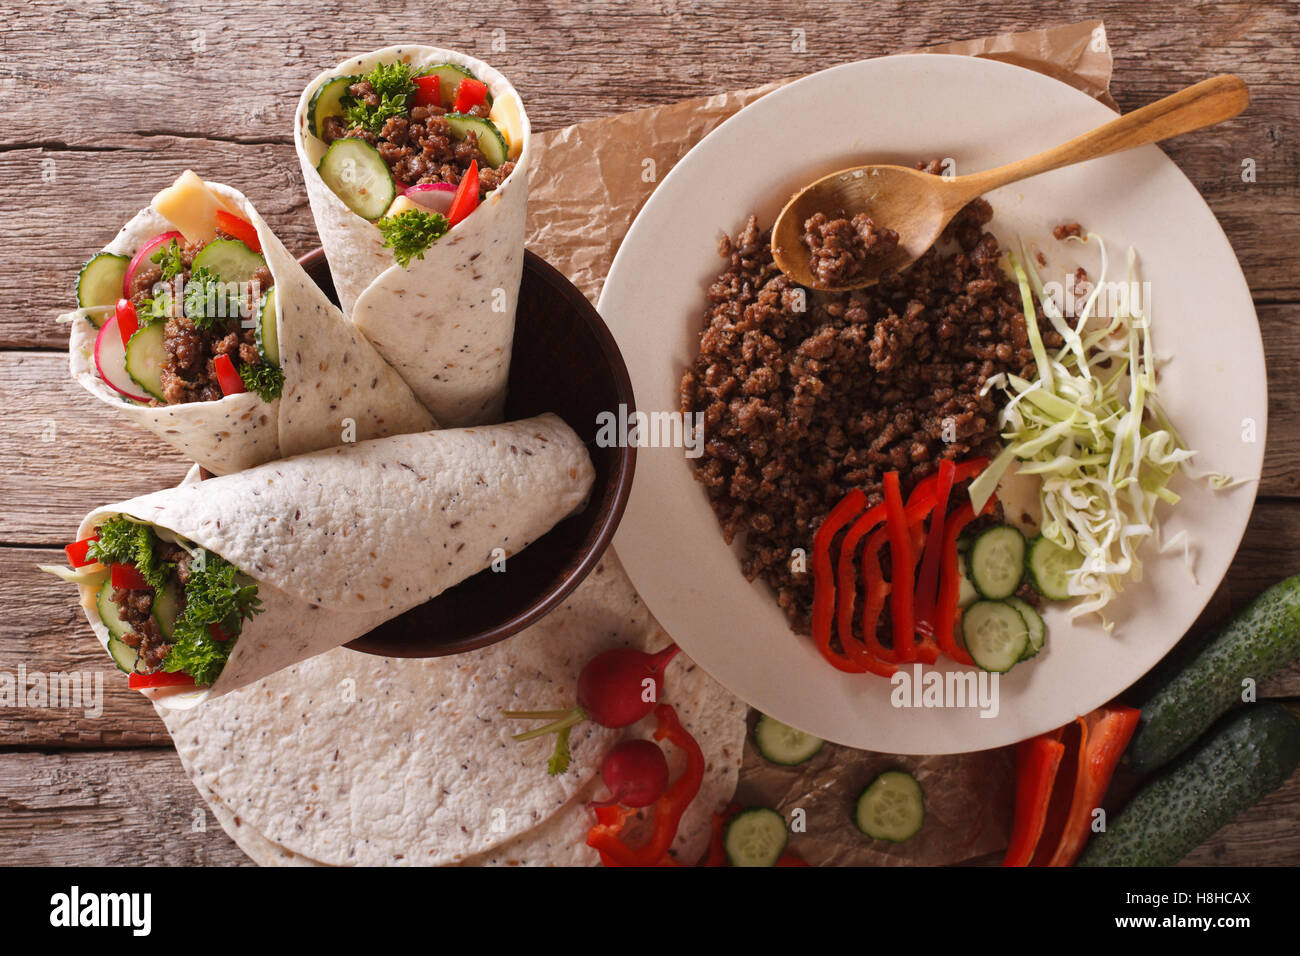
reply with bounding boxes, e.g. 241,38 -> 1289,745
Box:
771,75 -> 1249,292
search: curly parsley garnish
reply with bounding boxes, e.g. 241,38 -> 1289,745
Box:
150,239 -> 187,281
87,516 -> 173,591
163,550 -> 263,686
377,209 -> 450,268
183,266 -> 237,330
342,61 -> 421,135
238,361 -> 285,402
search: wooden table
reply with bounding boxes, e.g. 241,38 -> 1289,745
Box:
2,0 -> 1297,866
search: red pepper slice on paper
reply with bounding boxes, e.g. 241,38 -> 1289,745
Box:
214,210 -> 262,254
1002,730 -> 1066,867
212,353 -> 246,396
452,77 -> 489,114
127,671 -> 196,690
413,74 -> 441,108
110,563 -> 150,592
446,160 -> 480,226
587,703 -> 705,866
65,536 -> 99,568
811,489 -> 868,674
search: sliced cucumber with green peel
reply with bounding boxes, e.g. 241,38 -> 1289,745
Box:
318,137 -> 397,220
77,253 -> 130,325
308,74 -> 356,139
191,238 -> 265,284
1026,535 -> 1083,601
97,581 -> 140,673
969,525 -> 1026,599
723,807 -> 788,867
1129,574 -> 1300,773
1005,596 -> 1045,660
444,113 -> 509,169
256,286 -> 279,365
956,551 -> 979,608
855,771 -> 924,842
153,578 -> 182,640
754,714 -> 823,766
422,63 -> 491,108
962,600 -> 1029,673
125,321 -> 167,402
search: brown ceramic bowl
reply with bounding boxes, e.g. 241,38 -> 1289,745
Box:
294,247 -> 635,658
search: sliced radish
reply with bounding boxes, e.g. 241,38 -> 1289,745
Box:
95,315 -> 152,403
403,182 -> 457,216
124,230 -> 184,296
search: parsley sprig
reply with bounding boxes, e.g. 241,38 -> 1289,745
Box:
163,550 -> 263,686
87,516 -> 173,591
377,209 -> 450,268
238,361 -> 285,402
342,61 -> 420,135
151,239 -> 187,280
183,266 -> 236,330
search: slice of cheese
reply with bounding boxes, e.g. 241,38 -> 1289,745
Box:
383,194 -> 421,219
150,170 -> 242,244
488,91 -> 524,161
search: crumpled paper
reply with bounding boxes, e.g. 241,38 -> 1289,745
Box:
522,20 -> 1114,866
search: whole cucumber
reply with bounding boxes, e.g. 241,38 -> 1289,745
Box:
1128,574 -> 1300,773
1079,704 -> 1300,867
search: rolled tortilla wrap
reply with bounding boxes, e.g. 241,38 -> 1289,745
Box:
73,413 -> 593,709
295,45 -> 531,427
66,177 -> 437,475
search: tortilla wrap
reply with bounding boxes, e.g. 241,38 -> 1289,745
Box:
161,552 -> 748,866
67,178 -> 437,475
295,45 -> 531,426
75,413 -> 593,709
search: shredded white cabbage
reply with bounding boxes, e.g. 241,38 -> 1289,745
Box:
967,234 -> 1208,631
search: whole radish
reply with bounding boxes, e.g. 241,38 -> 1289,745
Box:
592,739 -> 670,808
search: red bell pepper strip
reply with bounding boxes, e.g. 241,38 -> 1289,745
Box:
811,489 -> 868,674
110,563 -> 150,591
703,803 -> 742,866
882,472 -> 918,662
1044,705 -> 1140,866
446,160 -> 480,226
214,210 -> 262,254
1002,730 -> 1065,866
115,298 -> 139,347
413,74 -> 441,108
127,671 -> 196,690
452,77 -> 489,113
65,536 -> 99,568
934,496 -> 996,665
212,353 -> 246,396
913,459 -> 955,630
587,703 -> 705,866
834,503 -> 896,676
209,623 -> 233,642
856,525 -> 897,663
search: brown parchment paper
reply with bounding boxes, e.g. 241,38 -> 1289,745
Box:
522,21 -> 1114,866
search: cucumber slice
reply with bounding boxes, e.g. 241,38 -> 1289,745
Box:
153,578 -> 182,640
256,286 -> 279,365
96,580 -> 131,641
191,238 -> 265,284
855,771 -> 924,842
308,74 -> 356,140
125,321 -> 167,402
754,714 -> 824,766
969,525 -> 1026,599
77,253 -> 130,325
1005,596 -> 1045,660
962,600 -> 1029,673
318,137 -> 397,220
1026,535 -> 1083,601
956,551 -> 979,608
444,113 -> 509,169
723,807 -> 788,867
107,636 -> 139,673
422,63 -> 491,108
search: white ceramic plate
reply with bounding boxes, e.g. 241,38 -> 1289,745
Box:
598,54 -> 1265,754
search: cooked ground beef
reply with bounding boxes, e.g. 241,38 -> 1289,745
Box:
129,229 -> 274,406
322,82 -> 515,199
108,541 -> 190,673
682,169 -> 1064,633
801,212 -> 900,286
1053,221 -> 1083,241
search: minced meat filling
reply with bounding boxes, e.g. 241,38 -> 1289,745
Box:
128,230 -> 274,406
682,166 -> 1067,633
321,81 -> 515,198
802,212 -> 900,287
108,541 -> 190,673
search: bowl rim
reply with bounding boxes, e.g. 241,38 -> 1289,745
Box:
296,246 -> 637,658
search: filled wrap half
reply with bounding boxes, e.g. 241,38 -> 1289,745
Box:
294,44 -> 531,426
65,172 -> 437,475
52,414 -> 593,709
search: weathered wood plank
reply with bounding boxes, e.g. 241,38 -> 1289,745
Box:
2,1 -> 1298,349
0,749 -> 249,865
4,491 -> 1299,746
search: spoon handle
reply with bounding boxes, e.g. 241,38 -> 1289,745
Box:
950,75 -> 1249,201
